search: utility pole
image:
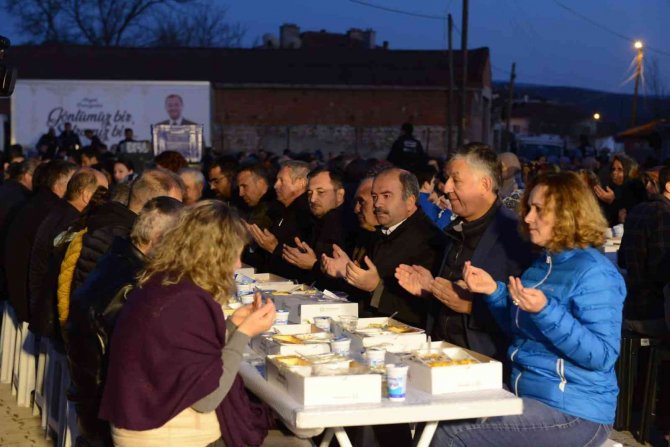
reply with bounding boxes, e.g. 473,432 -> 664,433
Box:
631,41 -> 644,127
457,0 -> 469,147
447,13 -> 454,156
503,62 -> 516,152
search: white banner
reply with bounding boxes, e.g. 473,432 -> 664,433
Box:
11,80 -> 211,149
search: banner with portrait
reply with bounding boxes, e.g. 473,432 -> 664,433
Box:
11,79 -> 211,149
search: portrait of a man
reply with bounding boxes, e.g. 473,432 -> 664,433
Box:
155,94 -> 197,126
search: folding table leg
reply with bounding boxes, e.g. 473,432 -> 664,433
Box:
413,421 -> 438,447
319,428 -> 335,447
332,427 -> 352,447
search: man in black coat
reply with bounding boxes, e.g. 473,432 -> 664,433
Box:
4,160 -> 77,322
282,169 -> 358,289
0,160 -> 37,297
65,197 -> 183,447
387,122 -> 426,171
71,168 -> 184,294
28,169 -> 108,337
322,168 -> 447,327
396,144 -> 533,361
246,160 -> 312,281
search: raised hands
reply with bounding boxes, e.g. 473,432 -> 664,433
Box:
235,294 -> 277,337
508,276 -> 547,314
462,261 -> 498,295
282,237 -> 317,270
593,185 -> 615,204
394,264 -> 434,297
345,256 -> 381,292
245,222 -> 279,253
431,278 -> 472,314
321,244 -> 351,278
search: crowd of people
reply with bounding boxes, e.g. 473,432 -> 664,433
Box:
0,123 -> 668,447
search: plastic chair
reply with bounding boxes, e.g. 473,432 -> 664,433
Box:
11,321 -> 37,407
0,301 -> 18,384
45,346 -> 70,445
33,336 -> 51,429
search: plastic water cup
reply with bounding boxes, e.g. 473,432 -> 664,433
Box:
612,224 -> 624,238
330,337 -> 351,355
365,347 -> 386,368
386,363 -> 409,401
314,316 -> 331,332
338,315 -> 358,332
240,293 -> 255,305
274,309 -> 290,325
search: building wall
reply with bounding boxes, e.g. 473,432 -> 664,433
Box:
212,87 -> 489,156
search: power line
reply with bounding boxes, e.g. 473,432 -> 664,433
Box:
552,0 -> 670,57
348,0 -> 446,21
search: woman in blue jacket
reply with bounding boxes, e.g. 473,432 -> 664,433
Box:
431,171 -> 625,447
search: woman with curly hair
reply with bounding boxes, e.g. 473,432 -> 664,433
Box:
594,153 -> 646,225
99,201 -> 276,447
430,171 -> 625,447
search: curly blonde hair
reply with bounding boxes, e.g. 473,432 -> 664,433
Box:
519,171 -> 607,252
138,200 -> 248,304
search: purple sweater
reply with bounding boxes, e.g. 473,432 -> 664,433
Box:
99,275 -> 272,447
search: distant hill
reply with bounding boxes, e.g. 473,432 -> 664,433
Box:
493,81 -> 670,131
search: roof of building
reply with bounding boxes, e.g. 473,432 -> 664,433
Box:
616,118 -> 670,140
7,45 -> 490,88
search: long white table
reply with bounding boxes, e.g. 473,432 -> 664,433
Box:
239,362 -> 523,447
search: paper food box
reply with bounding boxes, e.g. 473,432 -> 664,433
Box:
389,341 -> 502,395
235,265 -> 255,276
236,273 -> 296,293
265,354 -> 382,406
251,324 -> 331,356
333,317 -> 426,354
271,294 -> 358,324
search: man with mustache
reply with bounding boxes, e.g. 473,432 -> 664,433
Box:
322,168 -> 446,326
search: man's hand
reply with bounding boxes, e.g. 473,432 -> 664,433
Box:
431,277 -> 473,314
395,264 -> 434,297
462,261 -> 497,295
321,244 -> 351,278
345,256 -> 381,292
246,223 -> 279,253
594,185 -> 615,204
282,237 -> 317,270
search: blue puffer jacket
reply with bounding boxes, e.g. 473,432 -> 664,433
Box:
484,247 -> 625,425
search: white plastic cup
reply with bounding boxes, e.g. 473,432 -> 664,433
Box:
612,224 -> 624,238
331,337 -> 351,355
314,316 -> 331,332
240,293 -> 255,305
365,347 -> 386,368
386,363 -> 409,401
274,309 -> 290,325
338,315 -> 358,332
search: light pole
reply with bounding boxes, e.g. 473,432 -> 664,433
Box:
631,40 -> 644,127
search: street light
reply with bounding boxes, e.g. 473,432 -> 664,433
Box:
593,113 -> 601,121
631,40 -> 644,126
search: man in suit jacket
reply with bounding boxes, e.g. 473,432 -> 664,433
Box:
155,94 -> 197,126
322,168 -> 447,327
396,144 -> 532,361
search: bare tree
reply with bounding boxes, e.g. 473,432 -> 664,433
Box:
3,0 -> 246,47
149,2 -> 246,47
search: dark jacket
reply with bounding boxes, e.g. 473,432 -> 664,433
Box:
308,204 -> 358,290
65,237 -> 145,446
601,179 -> 646,226
28,200 -> 81,336
387,134 -> 426,171
71,201 -> 137,294
4,189 -> 62,322
433,203 -> 533,361
367,209 -> 448,327
266,193 -> 313,281
240,193 -> 282,270
0,180 -> 31,297
619,194 -> 670,319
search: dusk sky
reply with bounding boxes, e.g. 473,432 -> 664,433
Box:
2,0 -> 668,94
